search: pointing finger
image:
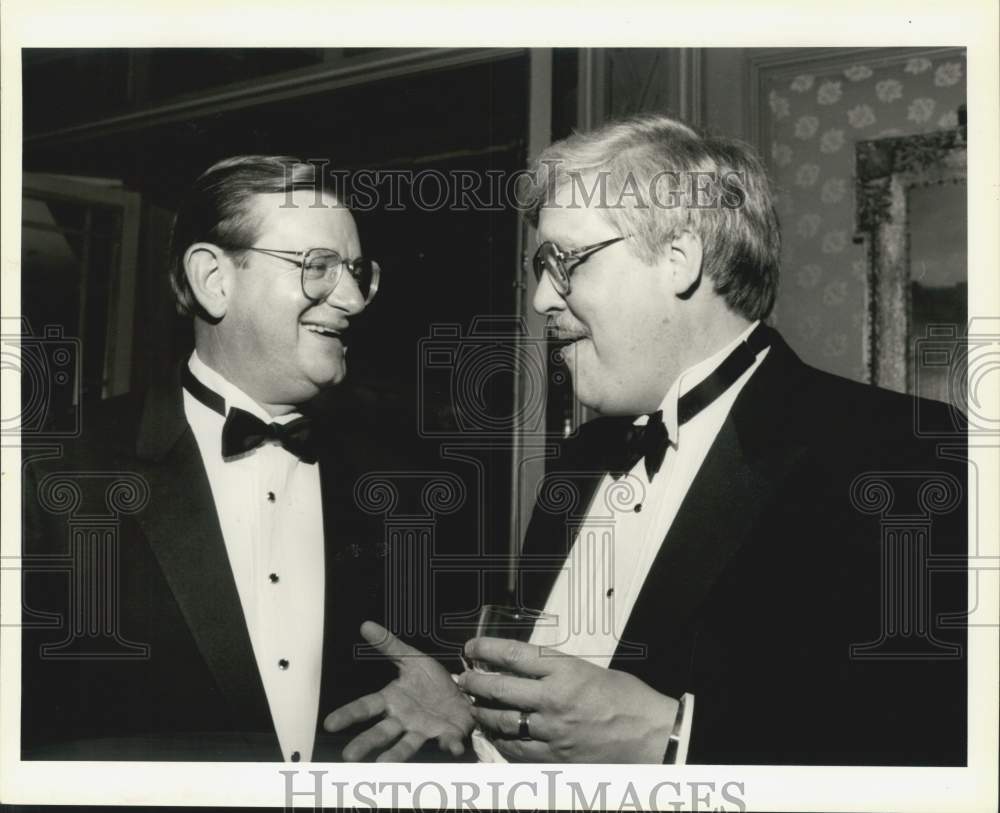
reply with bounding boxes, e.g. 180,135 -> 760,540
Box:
359,621 -> 421,663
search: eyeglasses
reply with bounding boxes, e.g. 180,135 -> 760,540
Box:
532,236 -> 629,297
232,246 -> 381,304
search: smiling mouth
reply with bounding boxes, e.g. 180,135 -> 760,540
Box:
302,323 -> 349,345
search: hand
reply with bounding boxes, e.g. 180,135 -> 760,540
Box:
323,621 -> 474,761
458,636 -> 678,763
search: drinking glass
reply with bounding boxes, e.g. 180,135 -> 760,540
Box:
466,604 -> 556,674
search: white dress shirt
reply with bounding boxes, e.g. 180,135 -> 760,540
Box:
475,321 -> 768,764
183,351 -> 325,762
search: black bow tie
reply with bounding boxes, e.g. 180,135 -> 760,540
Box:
221,408 -> 318,463
613,411 -> 669,481
182,364 -> 318,463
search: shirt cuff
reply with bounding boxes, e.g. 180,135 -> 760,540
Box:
676,692 -> 694,764
471,727 -> 509,762
665,692 -> 695,764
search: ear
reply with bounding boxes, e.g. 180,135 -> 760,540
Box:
184,243 -> 231,319
664,230 -> 704,297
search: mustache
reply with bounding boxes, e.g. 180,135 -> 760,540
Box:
547,319 -> 588,343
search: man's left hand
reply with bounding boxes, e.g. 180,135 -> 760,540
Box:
458,636 -> 678,763
323,622 -> 473,761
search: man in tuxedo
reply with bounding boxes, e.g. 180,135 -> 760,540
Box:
327,114 -> 967,765
21,155 -> 424,761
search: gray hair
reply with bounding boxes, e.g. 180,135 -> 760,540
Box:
521,115 -> 780,320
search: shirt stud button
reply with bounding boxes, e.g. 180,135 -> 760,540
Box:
267,491 -> 276,502
606,587 -> 615,598
278,658 -> 289,670
633,503 -> 643,513
269,573 -> 279,584
291,751 -> 301,762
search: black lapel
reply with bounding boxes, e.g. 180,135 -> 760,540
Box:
519,471 -> 604,610
611,331 -> 812,669
133,369 -> 276,741
310,399 -> 405,755
610,416 -> 769,670
316,442 -> 340,720
312,407 -> 380,721
519,416 -> 634,609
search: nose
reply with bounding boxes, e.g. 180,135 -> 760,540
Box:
532,270 -> 567,315
325,270 -> 366,315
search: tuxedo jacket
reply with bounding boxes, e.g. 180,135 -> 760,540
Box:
519,329 -> 968,765
21,369 -> 396,761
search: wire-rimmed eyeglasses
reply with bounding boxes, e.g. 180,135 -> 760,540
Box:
532,236 -> 629,297
231,246 -> 381,304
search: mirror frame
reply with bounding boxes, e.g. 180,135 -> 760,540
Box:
853,124 -> 967,393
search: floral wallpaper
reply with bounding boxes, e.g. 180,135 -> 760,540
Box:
763,50 -> 967,382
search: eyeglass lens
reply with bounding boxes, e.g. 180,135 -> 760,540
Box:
302,249 -> 380,302
532,243 -> 570,294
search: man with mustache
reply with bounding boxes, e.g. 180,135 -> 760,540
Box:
21,155 -> 413,762
327,115 -> 967,765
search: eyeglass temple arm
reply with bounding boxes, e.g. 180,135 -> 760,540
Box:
242,246 -> 373,277
240,247 -> 306,266
565,236 -> 628,262
246,247 -> 306,259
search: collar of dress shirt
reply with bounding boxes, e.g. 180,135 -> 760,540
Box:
187,350 -> 303,426
634,320 -> 763,442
